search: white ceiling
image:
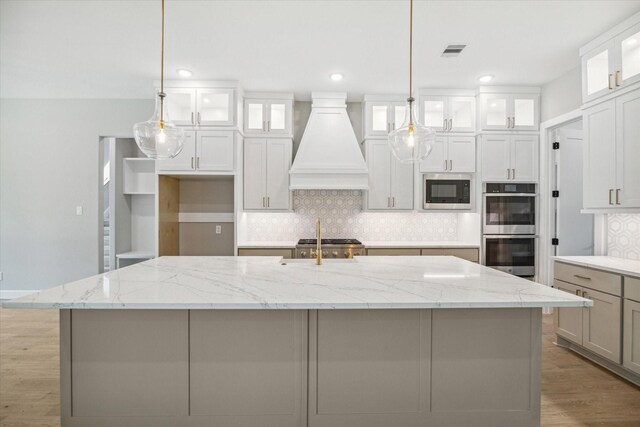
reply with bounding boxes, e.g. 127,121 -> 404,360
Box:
2,0 -> 640,100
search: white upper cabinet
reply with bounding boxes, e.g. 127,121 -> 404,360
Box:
363,96 -> 407,139
419,136 -> 476,173
163,86 -> 236,127
243,138 -> 292,210
481,134 -> 538,182
244,93 -> 293,137
581,19 -> 640,103
364,140 -> 414,210
583,89 -> 640,210
156,130 -> 235,173
421,95 -> 475,132
479,92 -> 539,131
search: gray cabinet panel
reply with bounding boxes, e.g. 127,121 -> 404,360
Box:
554,280 -> 584,344
625,276 -> 640,302
189,310 -> 306,426
582,288 -> 622,363
624,299 -> 640,375
70,310 -> 189,417
366,248 -> 421,256
238,248 -> 294,258
554,262 -> 622,296
308,309 -> 430,427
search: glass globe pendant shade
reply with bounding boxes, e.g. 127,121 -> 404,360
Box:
133,93 -> 185,159
388,102 -> 436,164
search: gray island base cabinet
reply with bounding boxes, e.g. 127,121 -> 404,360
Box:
60,308 -> 541,427
5,255 -> 587,427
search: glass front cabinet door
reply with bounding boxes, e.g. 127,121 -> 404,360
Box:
364,99 -> 407,138
618,23 -> 640,89
196,88 -> 234,126
164,89 -> 197,126
480,94 -> 539,131
582,41 -> 617,103
421,96 -> 475,133
244,98 -> 293,137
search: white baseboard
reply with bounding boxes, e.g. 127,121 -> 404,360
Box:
0,290 -> 38,300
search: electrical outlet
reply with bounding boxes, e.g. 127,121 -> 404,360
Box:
215,225 -> 222,234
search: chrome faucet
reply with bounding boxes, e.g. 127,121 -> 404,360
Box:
316,218 -> 322,266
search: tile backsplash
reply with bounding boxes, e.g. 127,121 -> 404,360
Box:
608,214 -> 640,260
241,190 -> 458,242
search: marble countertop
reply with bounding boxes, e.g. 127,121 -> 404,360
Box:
3,256 -> 589,310
553,256 -> 640,278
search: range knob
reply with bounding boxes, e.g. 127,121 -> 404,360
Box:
300,251 -> 307,258
353,251 -> 361,257
310,250 -> 317,259
344,251 -> 350,258
332,251 -> 339,258
322,250 -> 328,257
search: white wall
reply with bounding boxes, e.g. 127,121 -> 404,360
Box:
540,66 -> 582,122
0,99 -> 153,291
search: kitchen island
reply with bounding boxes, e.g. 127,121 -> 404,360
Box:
4,256 -> 589,427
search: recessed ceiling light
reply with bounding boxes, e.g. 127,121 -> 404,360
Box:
490,103 -> 497,108
330,73 -> 344,81
478,74 -> 494,83
177,69 -> 192,78
626,38 -> 638,46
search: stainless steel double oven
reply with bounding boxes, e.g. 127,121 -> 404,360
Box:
482,183 -> 537,278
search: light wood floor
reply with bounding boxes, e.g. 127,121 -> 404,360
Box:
1,308 -> 639,426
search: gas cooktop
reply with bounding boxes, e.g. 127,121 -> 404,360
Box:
297,239 -> 362,245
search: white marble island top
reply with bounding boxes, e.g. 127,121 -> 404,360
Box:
554,256 -> 640,278
4,256 -> 590,310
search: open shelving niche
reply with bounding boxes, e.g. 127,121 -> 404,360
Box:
158,175 -> 235,256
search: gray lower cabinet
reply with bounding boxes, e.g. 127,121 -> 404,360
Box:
238,248 -> 294,258
367,247 -> 480,262
554,263 -> 622,364
624,299 -> 640,375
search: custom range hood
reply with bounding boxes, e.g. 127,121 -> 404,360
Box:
289,92 -> 368,190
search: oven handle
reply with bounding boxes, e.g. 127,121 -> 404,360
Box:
483,193 -> 538,197
482,235 -> 538,239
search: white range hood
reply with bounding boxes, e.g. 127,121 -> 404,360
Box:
289,92 -> 368,190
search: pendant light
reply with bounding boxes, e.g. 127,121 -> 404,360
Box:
133,0 -> 185,159
388,0 -> 435,164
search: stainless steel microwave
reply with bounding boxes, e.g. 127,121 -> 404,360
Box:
423,173 -> 473,210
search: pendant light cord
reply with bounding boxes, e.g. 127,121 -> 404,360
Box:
159,0 -> 165,127
408,0 -> 414,125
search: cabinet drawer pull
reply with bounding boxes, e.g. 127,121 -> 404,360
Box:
582,291 -> 590,300
616,188 -> 620,205
609,189 -> 614,205
615,71 -> 621,87
575,289 -> 581,296
608,74 -> 613,90
574,274 -> 591,280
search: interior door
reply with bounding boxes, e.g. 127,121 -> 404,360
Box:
419,136 -> 447,172
196,131 -> 234,171
582,288 -> 621,363
164,88 -> 196,126
196,88 -> 234,126
554,280 -> 583,345
581,41 -> 616,103
481,135 -> 510,181
390,155 -> 414,209
447,136 -> 476,173
366,140 -> 392,209
616,89 -> 640,208
583,100 -> 616,208
243,139 -> 267,210
156,130 -> 196,171
265,139 -> 291,210
554,128 -> 593,256
511,135 -> 538,182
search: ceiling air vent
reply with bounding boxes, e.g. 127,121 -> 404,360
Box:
441,44 -> 467,57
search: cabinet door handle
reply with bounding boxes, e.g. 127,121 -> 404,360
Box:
449,118 -> 452,131
615,71 -> 621,87
616,189 -> 621,205
582,291 -> 590,300
443,118 -> 447,130
191,112 -> 195,124
262,197 -> 266,208
267,197 -> 270,208
507,168 -> 511,180
574,274 -> 591,280
506,117 -> 510,128
191,157 -> 194,169
608,74 -> 613,90
387,197 -> 391,208
449,160 -> 453,171
267,121 -> 271,132
392,197 -> 395,208
512,168 -> 515,180
575,289 -> 581,296
609,189 -> 614,205
511,117 -> 516,128
444,160 -> 448,171
197,112 -> 201,124
196,157 -> 200,169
